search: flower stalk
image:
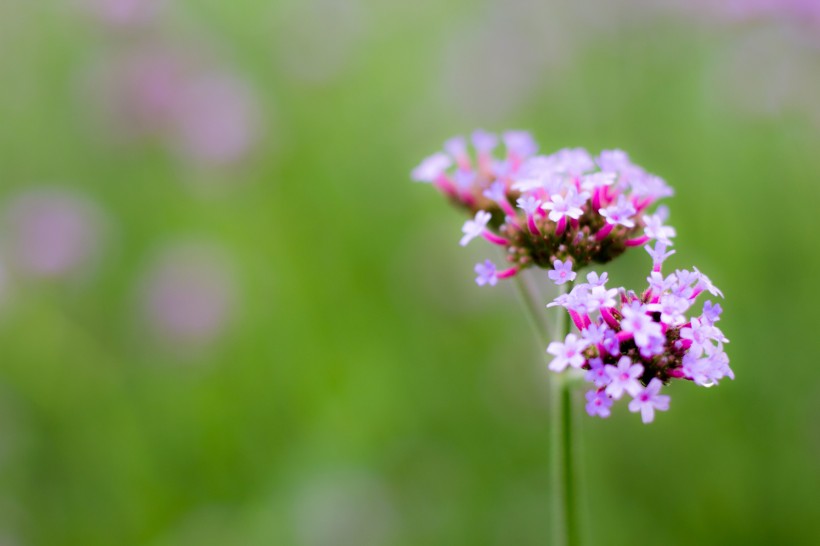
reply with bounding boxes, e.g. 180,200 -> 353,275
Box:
512,275 -> 582,546
549,281 -> 581,546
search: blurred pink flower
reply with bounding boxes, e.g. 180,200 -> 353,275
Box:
80,0 -> 165,28
138,244 -> 238,348
3,189 -> 106,279
91,48 -> 186,138
88,45 -> 261,167
170,72 -> 261,167
722,0 -> 820,24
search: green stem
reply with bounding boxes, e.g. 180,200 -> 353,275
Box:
510,274 -> 582,546
511,272 -> 551,350
549,281 -> 581,546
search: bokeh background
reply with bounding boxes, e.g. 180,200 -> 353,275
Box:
0,1 -> 819,545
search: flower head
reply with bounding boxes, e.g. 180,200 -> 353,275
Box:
411,132 -> 730,424
411,133 -> 675,288
546,254 -> 732,423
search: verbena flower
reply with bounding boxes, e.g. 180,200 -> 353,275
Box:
413,130 -> 731,424
411,131 -> 674,286
546,249 -> 732,424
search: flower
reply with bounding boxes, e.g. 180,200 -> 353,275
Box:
411,132 -> 731,424
548,260 -> 576,285
546,333 -> 590,372
503,130 -> 538,160
474,260 -> 498,287
584,358 -> 610,388
586,271 -> 608,287
645,241 -> 675,272
138,243 -> 237,349
643,213 -> 676,245
516,195 -> 542,216
411,134 -> 676,287
628,379 -> 670,423
3,189 -> 107,279
412,153 -> 452,183
460,211 -> 492,247
599,195 -> 637,228
604,357 -> 644,400
586,390 -> 613,418
619,302 -> 664,353
541,188 -> 588,222
546,252 -> 732,423
471,129 -> 498,154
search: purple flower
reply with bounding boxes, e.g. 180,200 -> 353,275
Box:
546,333 -> 590,372
643,214 -> 676,245
471,130 -> 498,153
632,174 -> 674,200
647,271 -> 677,294
628,378 -> 670,424
645,241 -> 675,271
586,271 -> 608,287
460,211 -> 492,247
139,243 -> 237,348
171,71 -> 260,167
453,169 -> 476,191
585,358 -> 611,388
693,266 -> 724,298
702,300 -> 723,324
503,130 -> 538,159
482,180 -> 508,204
588,284 -> 618,310
563,284 -> 595,314
444,136 -> 468,161
516,195 -> 542,216
647,294 -> 690,326
601,329 -> 620,356
542,187 -> 589,222
581,171 -> 616,192
474,260 -> 498,287
619,301 -> 663,350
4,189 -> 106,279
605,357 -> 644,400
551,147 -> 595,177
585,390 -> 613,418
581,324 -> 608,346
82,0 -> 164,27
599,195 -> 637,228
548,260 -> 577,285
596,149 -> 632,173
411,153 -> 452,182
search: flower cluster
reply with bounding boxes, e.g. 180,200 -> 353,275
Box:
412,130 -> 732,424
547,246 -> 732,423
411,130 -> 674,287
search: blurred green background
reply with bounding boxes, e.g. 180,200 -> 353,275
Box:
0,1 -> 819,545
